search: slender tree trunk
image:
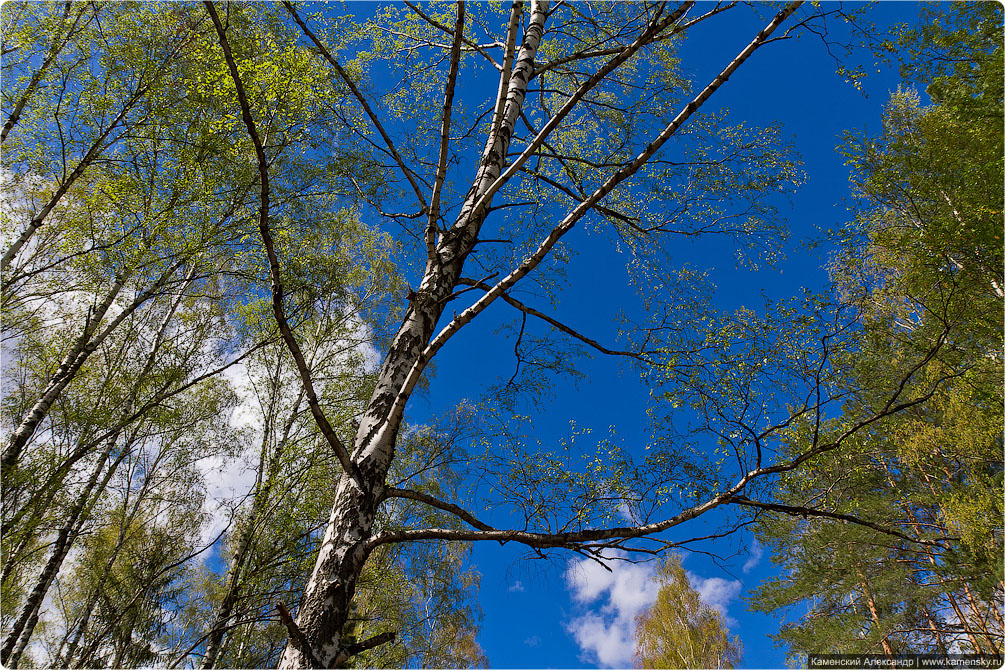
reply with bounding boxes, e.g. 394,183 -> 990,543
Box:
276,5 -> 549,666
2,274 -> 128,470
1,438 -> 128,667
961,581 -> 1001,654
858,570 -> 895,659
2,260 -> 184,479
922,604 -> 949,655
200,389 -> 304,669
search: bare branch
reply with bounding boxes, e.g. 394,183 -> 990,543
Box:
206,0 -> 364,490
457,277 -> 653,361
382,487 -> 495,532
282,1 -> 428,214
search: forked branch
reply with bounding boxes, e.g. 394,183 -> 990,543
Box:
283,1 -> 429,214
206,1 -> 364,489
277,604 -> 322,669
385,1 -> 806,430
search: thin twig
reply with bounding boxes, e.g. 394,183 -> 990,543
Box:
206,1 -> 364,488
283,1 -> 428,213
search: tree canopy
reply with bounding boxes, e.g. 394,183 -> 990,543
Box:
633,555 -> 742,669
749,3 -> 1003,661
1,1 -> 1000,668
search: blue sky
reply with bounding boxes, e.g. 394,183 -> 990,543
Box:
403,2 -> 928,668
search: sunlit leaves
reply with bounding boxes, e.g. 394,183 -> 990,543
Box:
633,554 -> 742,669
749,3 -> 1003,659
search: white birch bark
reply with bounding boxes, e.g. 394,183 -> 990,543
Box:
1,439 -> 128,668
1,269 -> 195,667
2,260 -> 184,476
276,3 -> 550,667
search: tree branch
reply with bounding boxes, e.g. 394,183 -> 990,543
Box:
726,496 -> 952,549
426,1 -> 466,260
282,1 -> 428,214
276,603 -> 323,669
382,487 -> 495,531
342,631 -> 397,658
457,277 -> 653,362
366,491 -> 726,553
206,1 -> 364,490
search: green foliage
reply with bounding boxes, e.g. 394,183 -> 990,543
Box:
9,2 -> 997,668
0,3 -> 433,667
749,3 -> 1004,660
633,555 -> 742,669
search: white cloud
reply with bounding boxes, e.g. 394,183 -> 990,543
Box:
742,538 -> 763,574
564,551 -> 660,667
617,501 -> 639,525
564,552 -> 745,666
567,613 -> 638,668
509,580 -> 525,592
687,572 -> 742,627
196,362 -> 260,549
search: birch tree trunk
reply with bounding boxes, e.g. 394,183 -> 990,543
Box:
199,389 -> 304,669
1,273 -> 129,471
1,437 -> 129,667
2,260 -> 183,478
276,3 -> 549,667
2,272 -> 195,666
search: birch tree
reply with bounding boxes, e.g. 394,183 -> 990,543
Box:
1,3 -> 399,665
204,2 -> 975,667
5,1 -> 989,667
633,555 -> 741,669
